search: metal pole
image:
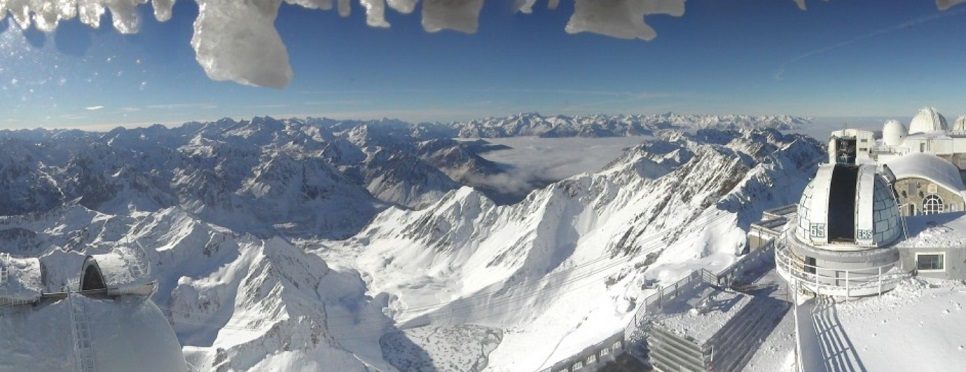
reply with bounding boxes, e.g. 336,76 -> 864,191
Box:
814,265 -> 819,293
845,270 -> 849,300
878,266 -> 882,296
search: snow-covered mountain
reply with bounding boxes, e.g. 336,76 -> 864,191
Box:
450,112 -> 811,138
0,117 -> 824,371
322,128 -> 824,371
0,117 -> 509,238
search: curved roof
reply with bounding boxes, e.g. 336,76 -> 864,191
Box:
909,107 -> 948,134
0,294 -> 187,372
84,246 -> 152,291
796,163 -> 903,249
955,115 -> 966,132
885,153 -> 965,193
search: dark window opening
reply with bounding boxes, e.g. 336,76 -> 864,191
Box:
81,263 -> 106,291
834,138 -> 857,164
916,254 -> 944,271
805,256 -> 816,274
828,165 -> 858,242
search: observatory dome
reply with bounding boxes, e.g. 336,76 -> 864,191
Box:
882,120 -> 907,146
954,115 -> 966,132
795,163 -> 902,250
0,294 -> 187,371
908,107 -> 948,134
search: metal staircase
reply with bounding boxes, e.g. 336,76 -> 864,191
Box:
68,294 -> 97,372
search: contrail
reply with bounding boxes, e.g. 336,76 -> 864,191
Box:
774,7 -> 966,80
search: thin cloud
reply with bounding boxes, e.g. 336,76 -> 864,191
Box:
775,8 -> 966,80
84,105 -> 104,111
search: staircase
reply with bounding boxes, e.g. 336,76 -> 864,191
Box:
68,295 -> 97,372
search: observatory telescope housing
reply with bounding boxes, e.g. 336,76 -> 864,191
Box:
776,163 -> 905,297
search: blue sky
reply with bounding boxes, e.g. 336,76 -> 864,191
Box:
1,0 -> 965,129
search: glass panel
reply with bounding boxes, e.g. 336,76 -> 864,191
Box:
917,254 -> 944,271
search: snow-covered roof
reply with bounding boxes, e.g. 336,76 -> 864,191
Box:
898,212 -> 966,248
909,107 -> 949,134
884,153 -> 965,193
0,294 -> 187,372
650,286 -> 751,344
84,246 -> 152,291
796,163 -> 902,249
0,255 -> 43,303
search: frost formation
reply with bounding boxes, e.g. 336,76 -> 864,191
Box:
0,0 -> 962,88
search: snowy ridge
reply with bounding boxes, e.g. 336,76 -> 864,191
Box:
451,112 -> 811,138
324,128 -> 824,371
0,120 -> 826,371
0,117 -> 508,237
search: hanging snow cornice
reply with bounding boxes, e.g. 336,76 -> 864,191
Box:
0,0 -> 962,88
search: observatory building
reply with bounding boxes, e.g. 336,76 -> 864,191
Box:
828,107 -> 966,216
775,163 -> 905,297
0,247 -> 187,372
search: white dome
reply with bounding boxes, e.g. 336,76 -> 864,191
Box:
908,107 -> 948,134
882,120 -> 907,146
0,295 -> 188,371
954,115 -> 966,132
796,163 -> 902,250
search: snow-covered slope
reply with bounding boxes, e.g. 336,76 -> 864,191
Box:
0,117 -> 509,237
0,120 -> 825,371
323,128 -> 824,371
0,205 -> 398,372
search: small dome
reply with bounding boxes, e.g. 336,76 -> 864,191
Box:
908,107 -> 948,134
882,120 -> 907,146
954,115 -> 966,132
796,163 -> 902,250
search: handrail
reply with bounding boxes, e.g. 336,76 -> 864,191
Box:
775,241 -> 904,283
775,237 -> 907,297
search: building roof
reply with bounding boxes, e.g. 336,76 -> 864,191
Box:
85,246 -> 152,291
0,255 -> 43,303
795,163 -> 902,249
909,107 -> 949,134
649,286 -> 752,345
884,153 -> 965,193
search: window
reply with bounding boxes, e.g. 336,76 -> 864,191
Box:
923,195 -> 944,215
805,256 -> 817,274
916,253 -> 945,271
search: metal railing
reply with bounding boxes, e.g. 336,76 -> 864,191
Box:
0,253 -> 8,287
775,236 -> 907,298
538,334 -> 625,372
